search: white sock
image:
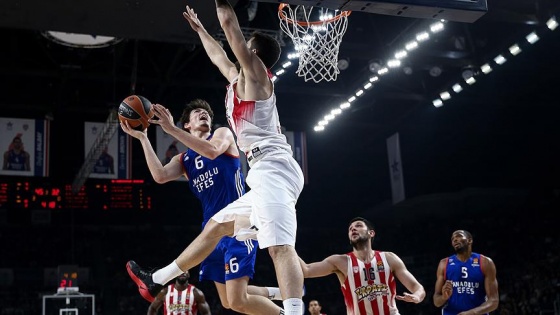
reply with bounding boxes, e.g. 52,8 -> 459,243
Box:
283,298 -> 303,315
152,260 -> 183,285
267,287 -> 282,300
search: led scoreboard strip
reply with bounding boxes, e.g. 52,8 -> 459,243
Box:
0,178 -> 151,210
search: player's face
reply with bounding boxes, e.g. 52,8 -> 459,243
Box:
308,300 -> 321,314
12,138 -> 22,150
177,272 -> 189,285
348,220 -> 372,245
189,108 -> 212,130
451,231 -> 470,253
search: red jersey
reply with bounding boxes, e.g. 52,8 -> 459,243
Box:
164,283 -> 198,315
341,251 -> 399,315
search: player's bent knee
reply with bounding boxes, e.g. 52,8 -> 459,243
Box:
227,295 -> 249,313
205,219 -> 234,238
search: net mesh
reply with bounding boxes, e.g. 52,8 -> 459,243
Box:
279,4 -> 350,83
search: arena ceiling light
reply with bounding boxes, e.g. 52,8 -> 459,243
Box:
452,84 -> 463,93
526,32 -> 539,44
508,44 -> 522,56
480,63 -> 493,74
546,16 -> 558,30
311,20 -> 447,132
42,31 -> 122,48
432,99 -> 443,108
493,54 -> 507,65
432,14 -> 558,109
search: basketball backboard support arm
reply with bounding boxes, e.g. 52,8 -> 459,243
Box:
262,0 -> 487,23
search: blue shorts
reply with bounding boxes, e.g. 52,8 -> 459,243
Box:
199,236 -> 258,283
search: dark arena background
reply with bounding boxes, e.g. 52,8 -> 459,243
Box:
1,0 -> 559,314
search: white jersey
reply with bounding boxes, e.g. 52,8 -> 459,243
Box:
341,251 -> 399,315
225,75 -> 292,155
164,283 -> 198,315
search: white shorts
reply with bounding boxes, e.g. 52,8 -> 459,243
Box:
211,150 -> 304,248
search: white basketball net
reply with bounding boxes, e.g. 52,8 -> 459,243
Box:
279,4 -> 350,83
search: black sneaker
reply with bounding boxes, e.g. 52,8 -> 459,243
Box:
126,260 -> 163,302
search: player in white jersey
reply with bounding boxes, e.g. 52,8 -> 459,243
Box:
299,217 -> 426,315
148,271 -> 211,315
126,0 -> 306,314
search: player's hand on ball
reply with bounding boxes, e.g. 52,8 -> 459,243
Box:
120,120 -> 147,139
149,104 -> 176,134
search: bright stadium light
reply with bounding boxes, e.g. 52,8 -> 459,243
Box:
416,32 -> 430,42
526,32 -> 539,44
340,102 -> 351,109
440,91 -> 451,101
430,21 -> 444,33
547,17 -> 558,30
433,99 -> 443,107
508,44 -> 522,56
481,63 -> 493,74
494,55 -> 507,65
394,50 -> 407,59
452,84 -> 463,93
405,41 -> 418,51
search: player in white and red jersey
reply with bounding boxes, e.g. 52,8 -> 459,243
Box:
148,271 -> 211,315
299,217 -> 426,315
127,0 -> 305,314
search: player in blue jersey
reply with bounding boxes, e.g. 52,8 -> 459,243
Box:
433,230 -> 499,315
121,99 -> 284,314
3,135 -> 30,171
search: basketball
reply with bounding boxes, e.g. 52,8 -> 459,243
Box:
118,95 -> 155,131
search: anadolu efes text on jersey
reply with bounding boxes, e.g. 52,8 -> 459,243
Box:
443,253 -> 487,314
181,135 -> 245,227
190,167 -> 219,193
224,76 -> 292,155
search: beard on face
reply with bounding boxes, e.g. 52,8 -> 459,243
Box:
350,234 -> 368,247
454,244 -> 467,254
177,277 -> 188,285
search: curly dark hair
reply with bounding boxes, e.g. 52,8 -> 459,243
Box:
178,99 -> 214,131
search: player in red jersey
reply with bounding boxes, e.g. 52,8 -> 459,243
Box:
148,270 -> 211,315
299,217 -> 425,315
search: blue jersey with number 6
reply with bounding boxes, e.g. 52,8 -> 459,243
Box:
181,132 -> 257,283
182,134 -> 244,227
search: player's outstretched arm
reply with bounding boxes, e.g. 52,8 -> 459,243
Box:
299,255 -> 345,279
214,0 -> 266,83
150,104 -> 235,160
182,5 -> 237,82
386,252 -> 425,304
120,120 -> 183,183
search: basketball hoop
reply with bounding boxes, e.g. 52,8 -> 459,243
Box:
278,3 -> 351,83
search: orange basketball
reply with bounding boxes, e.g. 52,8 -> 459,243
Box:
118,95 -> 154,131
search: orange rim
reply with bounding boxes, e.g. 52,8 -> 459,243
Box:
278,3 -> 351,27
